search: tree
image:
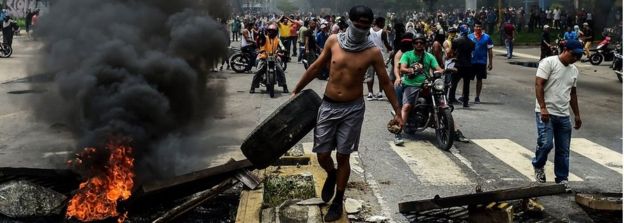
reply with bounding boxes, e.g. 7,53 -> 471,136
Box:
276,0 -> 297,14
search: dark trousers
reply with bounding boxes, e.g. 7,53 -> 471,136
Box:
232,31 -> 239,41
449,67 -> 472,101
449,66 -> 471,105
251,60 -> 287,89
2,30 -> 13,48
280,37 -> 291,57
289,36 -> 298,56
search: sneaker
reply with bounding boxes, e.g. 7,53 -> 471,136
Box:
366,93 -> 375,101
394,134 -> 404,146
534,167 -> 546,183
557,180 -> 571,192
474,97 -> 480,104
455,130 -> 470,143
458,96 -> 467,104
321,171 -> 337,202
376,92 -> 384,100
324,201 -> 344,222
249,88 -> 255,94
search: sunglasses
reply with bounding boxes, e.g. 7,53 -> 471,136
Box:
413,41 -> 425,45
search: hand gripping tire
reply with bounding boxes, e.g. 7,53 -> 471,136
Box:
241,89 -> 322,169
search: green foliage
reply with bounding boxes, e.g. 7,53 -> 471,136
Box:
488,29 -> 566,45
15,18 -> 26,29
276,0 -> 297,14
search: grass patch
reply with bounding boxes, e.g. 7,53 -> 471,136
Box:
488,30 -> 566,45
263,174 -> 316,207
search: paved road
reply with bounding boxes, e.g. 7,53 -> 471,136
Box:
0,37 -> 621,222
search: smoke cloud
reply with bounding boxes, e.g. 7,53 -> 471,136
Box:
30,0 -> 230,182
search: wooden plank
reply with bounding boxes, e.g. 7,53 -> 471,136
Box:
398,184 -> 566,213
152,178 -> 237,223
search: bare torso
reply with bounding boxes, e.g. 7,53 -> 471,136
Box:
324,35 -> 380,102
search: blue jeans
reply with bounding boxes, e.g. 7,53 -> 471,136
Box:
505,39 -> 513,59
532,112 -> 572,183
395,84 -> 404,107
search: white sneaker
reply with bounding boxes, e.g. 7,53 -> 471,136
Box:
394,134 -> 404,146
376,92 -> 384,100
366,93 -> 375,101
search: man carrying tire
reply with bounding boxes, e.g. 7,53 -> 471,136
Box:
291,5 -> 403,222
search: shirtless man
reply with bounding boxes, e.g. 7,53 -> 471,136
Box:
291,5 -> 403,222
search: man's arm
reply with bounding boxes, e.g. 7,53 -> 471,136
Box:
381,31 -> 393,52
570,87 -> 582,129
292,35 -> 334,95
535,77 -> 549,122
372,49 -> 403,126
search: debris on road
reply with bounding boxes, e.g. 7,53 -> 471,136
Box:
345,198 -> 364,214
0,180 -> 66,218
575,193 -> 623,211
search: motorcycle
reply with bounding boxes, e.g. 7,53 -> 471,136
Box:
230,45 -> 256,73
394,66 -> 456,151
611,43 -> 622,82
259,50 -> 285,98
589,36 -> 614,65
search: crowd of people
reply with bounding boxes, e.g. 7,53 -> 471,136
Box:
213,5 -> 599,221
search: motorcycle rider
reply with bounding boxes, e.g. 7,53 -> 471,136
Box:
395,33 -> 443,144
250,24 -> 288,94
241,21 -> 257,72
540,25 -> 552,60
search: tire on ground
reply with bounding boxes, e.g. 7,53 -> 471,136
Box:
241,89 -> 322,169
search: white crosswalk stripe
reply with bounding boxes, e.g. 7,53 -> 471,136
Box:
472,139 -> 583,182
570,138 -> 623,174
388,141 -> 472,185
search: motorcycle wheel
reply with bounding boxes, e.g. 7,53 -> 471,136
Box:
590,53 -> 603,65
230,54 -> 249,73
0,43 -> 12,58
267,83 -> 275,98
435,108 -> 455,151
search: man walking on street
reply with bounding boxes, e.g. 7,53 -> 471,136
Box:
540,25 -> 552,60
533,40 -> 583,189
449,25 -> 475,108
365,16 -> 393,100
291,6 -> 403,221
502,20 -> 515,59
464,21 -> 493,105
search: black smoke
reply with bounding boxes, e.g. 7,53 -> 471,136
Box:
31,0 -> 230,182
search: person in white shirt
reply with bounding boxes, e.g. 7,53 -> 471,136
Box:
532,40 -> 583,189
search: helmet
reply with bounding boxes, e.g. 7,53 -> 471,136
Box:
413,33 -> 426,42
267,24 -> 278,30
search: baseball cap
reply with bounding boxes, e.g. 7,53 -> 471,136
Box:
565,40 -> 584,55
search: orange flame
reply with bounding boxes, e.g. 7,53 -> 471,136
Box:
66,141 -> 135,222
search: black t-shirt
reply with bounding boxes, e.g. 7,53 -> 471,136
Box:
304,29 -> 317,52
452,36 -> 475,68
541,32 -> 551,48
583,28 -> 593,41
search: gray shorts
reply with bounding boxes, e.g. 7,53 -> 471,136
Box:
313,97 -> 365,155
402,86 -> 421,105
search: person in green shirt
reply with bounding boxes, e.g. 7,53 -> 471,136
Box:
395,33 -> 443,143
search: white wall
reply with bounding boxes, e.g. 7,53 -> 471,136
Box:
4,0 -> 50,18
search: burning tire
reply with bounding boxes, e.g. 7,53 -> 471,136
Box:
241,89 -> 322,169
